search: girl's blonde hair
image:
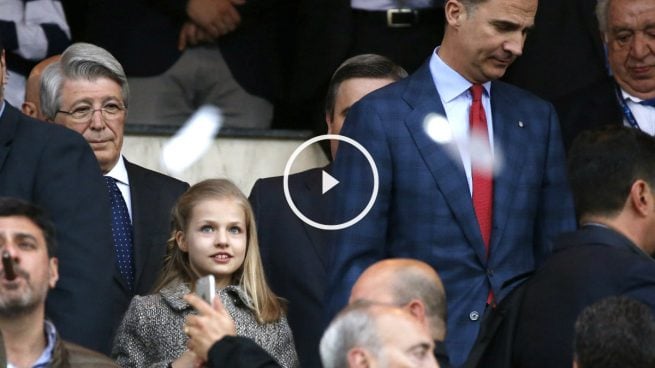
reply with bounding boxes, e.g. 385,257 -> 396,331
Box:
153,178 -> 284,323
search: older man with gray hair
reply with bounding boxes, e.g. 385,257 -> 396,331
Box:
39,42 -> 189,342
557,0 -> 655,149
320,302 -> 439,368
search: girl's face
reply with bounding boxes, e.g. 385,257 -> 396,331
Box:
176,198 -> 248,288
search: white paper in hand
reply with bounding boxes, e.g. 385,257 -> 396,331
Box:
161,105 -> 223,175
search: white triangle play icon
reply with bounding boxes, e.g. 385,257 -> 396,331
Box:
322,171 -> 339,194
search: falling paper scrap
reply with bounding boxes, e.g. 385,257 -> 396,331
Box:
161,105 -> 223,175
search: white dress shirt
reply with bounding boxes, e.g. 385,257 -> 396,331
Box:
621,89 -> 655,136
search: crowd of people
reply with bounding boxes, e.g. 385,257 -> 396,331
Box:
1,0 -> 655,367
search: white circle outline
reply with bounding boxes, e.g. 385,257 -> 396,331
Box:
283,134 -> 379,230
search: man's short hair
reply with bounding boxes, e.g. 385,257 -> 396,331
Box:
320,301 -> 383,368
567,126 -> 655,219
595,0 -> 611,33
0,197 -> 56,257
574,296 -> 655,368
40,42 -> 129,121
324,54 -> 407,119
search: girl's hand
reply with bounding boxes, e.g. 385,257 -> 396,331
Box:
184,293 -> 236,361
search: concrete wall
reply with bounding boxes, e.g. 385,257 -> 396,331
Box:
122,134 -> 329,195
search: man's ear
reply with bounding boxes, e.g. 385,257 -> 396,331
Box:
445,0 -> 466,27
326,114 -> 334,135
629,180 -> 652,217
48,257 -> 59,289
21,102 -> 37,118
347,347 -> 373,368
405,299 -> 428,325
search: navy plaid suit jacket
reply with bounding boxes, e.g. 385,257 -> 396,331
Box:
325,61 -> 576,367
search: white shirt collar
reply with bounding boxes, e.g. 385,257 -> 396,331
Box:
429,48 -> 491,103
105,156 -> 129,186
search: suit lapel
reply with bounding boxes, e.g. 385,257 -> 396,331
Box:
488,83 -> 527,253
0,104 -> 19,173
292,167 -> 329,269
124,160 -> 150,290
402,64 -> 488,263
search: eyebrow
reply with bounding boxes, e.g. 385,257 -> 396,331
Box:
0,232 -> 38,243
70,96 -> 122,106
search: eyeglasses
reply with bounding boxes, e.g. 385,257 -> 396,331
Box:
57,102 -> 126,124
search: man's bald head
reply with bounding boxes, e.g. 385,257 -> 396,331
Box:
350,259 -> 447,341
22,55 -> 61,120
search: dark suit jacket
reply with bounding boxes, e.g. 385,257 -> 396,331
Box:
555,76 -> 622,152
249,167 -> 329,368
326,61 -> 576,366
109,160 -> 188,334
512,226 -> 655,368
0,102 -> 117,353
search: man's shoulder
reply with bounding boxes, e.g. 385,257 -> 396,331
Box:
61,340 -> 119,367
8,109 -> 89,147
124,160 -> 189,192
252,166 -> 324,191
491,80 -> 553,107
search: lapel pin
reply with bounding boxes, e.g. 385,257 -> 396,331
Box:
518,121 -> 524,128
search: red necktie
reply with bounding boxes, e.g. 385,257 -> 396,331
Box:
470,84 -> 495,305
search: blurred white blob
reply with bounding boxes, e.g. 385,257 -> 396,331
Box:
423,113 -> 453,144
423,112 -> 504,176
470,128 -> 504,176
161,105 -> 223,175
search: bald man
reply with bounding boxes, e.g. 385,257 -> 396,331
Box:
349,259 -> 450,366
21,55 -> 60,120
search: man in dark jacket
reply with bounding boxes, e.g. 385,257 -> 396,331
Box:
511,126 -> 655,368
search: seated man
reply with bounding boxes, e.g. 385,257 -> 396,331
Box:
349,258 -> 449,367
512,126 -> 655,368
573,296 -> 655,368
320,302 -> 439,368
0,197 -> 117,367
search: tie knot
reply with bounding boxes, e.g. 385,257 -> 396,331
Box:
471,84 -> 484,102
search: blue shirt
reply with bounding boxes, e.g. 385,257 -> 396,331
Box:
7,320 -> 58,368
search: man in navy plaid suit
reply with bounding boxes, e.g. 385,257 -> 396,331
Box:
325,0 -> 576,366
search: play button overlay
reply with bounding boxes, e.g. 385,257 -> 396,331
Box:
283,134 -> 379,231
322,171 -> 339,194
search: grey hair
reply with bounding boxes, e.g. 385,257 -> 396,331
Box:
595,0 -> 611,33
40,42 -> 129,121
319,301 -> 383,368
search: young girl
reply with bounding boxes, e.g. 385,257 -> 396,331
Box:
112,179 -> 298,368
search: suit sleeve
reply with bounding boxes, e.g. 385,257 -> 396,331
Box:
208,336 -> 282,368
532,105 -> 577,265
324,100 -> 393,320
36,127 -> 117,354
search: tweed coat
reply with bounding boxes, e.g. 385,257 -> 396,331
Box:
112,282 -> 298,368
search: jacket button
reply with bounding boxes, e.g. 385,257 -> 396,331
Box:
469,311 -> 480,321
